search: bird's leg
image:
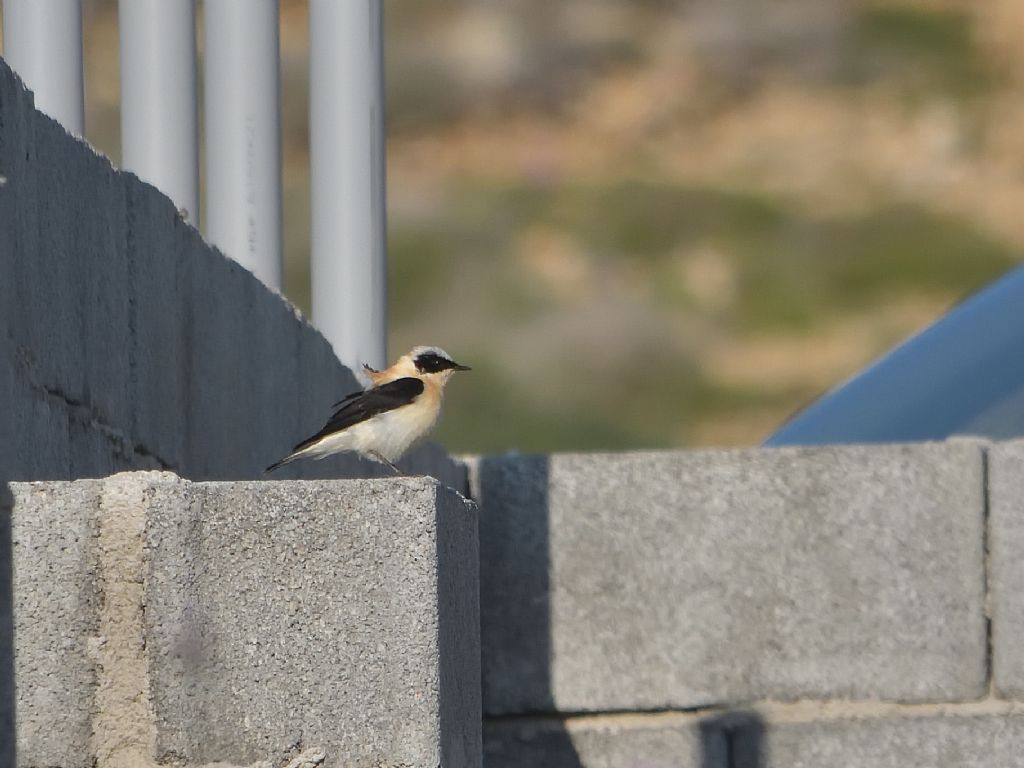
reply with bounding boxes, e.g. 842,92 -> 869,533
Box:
370,452 -> 404,475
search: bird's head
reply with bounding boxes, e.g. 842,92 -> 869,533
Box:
401,345 -> 471,386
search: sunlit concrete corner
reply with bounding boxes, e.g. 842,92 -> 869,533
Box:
5,473 -> 481,767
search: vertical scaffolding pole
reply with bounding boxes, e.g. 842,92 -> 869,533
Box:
309,0 -> 387,371
119,0 -> 199,225
204,0 -> 282,290
2,0 -> 85,136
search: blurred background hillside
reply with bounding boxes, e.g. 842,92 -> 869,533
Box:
7,0 -> 1024,453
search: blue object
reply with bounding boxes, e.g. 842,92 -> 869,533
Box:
766,266 -> 1024,445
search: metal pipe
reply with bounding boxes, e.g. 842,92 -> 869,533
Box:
2,0 -> 85,136
204,0 -> 282,290
119,0 -> 199,225
309,0 -> 387,370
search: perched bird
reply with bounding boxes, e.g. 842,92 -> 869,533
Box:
265,346 -> 470,473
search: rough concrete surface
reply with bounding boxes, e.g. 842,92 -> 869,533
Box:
8,480 -> 102,768
477,443 -> 987,715
143,474 -> 481,767
92,475 -> 160,768
7,473 -> 480,768
437,469 -> 484,768
755,713 -> 1024,768
989,439 -> 1024,697
484,714 -> 720,768
0,58 -> 466,491
482,708 -> 1024,768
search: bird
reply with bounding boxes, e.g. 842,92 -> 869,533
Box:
265,346 -> 470,474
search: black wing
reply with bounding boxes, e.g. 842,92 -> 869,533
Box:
293,377 -> 425,452
331,364 -> 383,408
331,388 -> 364,409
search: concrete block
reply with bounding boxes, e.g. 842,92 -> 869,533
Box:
227,275 -> 304,480
67,418 -> 121,479
9,383 -> 71,482
3,72 -> 132,457
144,474 -> 481,766
183,248 -> 264,478
485,710 -> 1024,768
0,65 -> 29,344
0,61 -> 134,481
484,715 -> 720,768
124,177 -> 193,470
0,59 -> 33,190
0,343 -> 17,482
0,485 -> 12,767
6,473 -> 480,766
754,713 -> 1024,768
19,117 -> 84,402
0,61 -> 36,346
988,439 -> 1024,696
2,70 -> 44,484
478,444 -> 987,714
8,480 -> 102,768
76,159 -> 130,436
476,454 -> 555,712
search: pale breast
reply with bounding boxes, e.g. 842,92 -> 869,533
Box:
359,391 -> 443,461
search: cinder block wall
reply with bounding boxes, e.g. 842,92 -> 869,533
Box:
5,52 -> 1023,768
0,58 -> 463,490
475,441 -> 1024,768
10,443 -> 1019,768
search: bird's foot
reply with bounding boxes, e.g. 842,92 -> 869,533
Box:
370,452 -> 404,475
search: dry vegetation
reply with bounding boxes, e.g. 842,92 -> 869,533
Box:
17,0 -> 1024,452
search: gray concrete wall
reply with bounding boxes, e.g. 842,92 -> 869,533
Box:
5,472 -> 481,768
0,58 -> 465,492
474,440 -> 1024,768
9,441 -> 1021,768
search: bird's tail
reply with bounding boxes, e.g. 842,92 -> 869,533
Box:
264,453 -> 299,474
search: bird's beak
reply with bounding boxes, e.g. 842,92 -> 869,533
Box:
452,362 -> 472,371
